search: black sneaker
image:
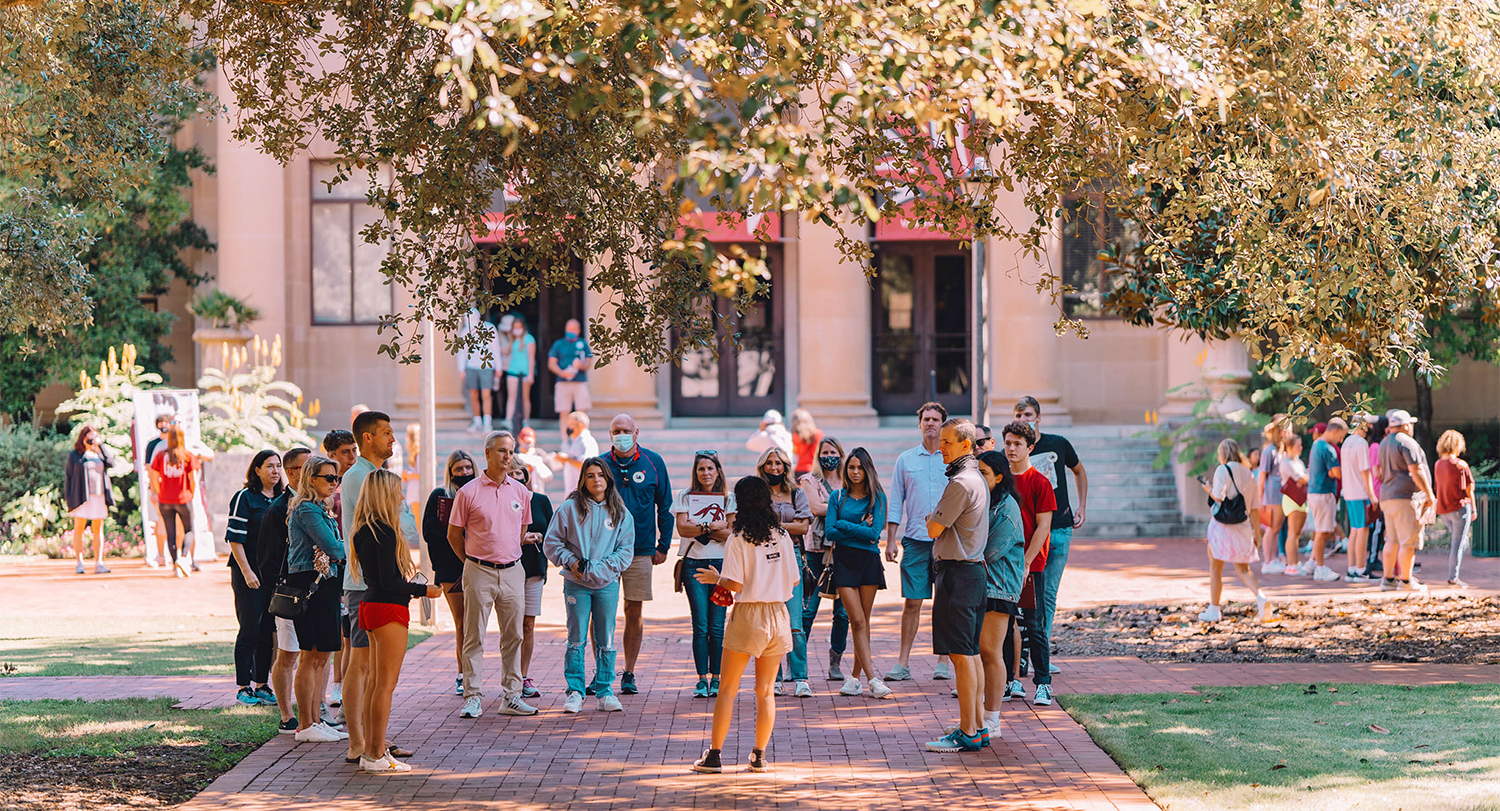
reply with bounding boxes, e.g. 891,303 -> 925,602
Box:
692,748 -> 722,774
278,718 -> 298,735
585,685 -> 597,696
620,672 -> 639,695
748,749 -> 768,773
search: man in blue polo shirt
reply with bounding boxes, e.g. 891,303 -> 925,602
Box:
883,401 -> 952,682
600,413 -> 673,695
547,319 -> 594,441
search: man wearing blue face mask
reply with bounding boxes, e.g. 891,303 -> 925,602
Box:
599,413 -> 673,695
547,319 -> 594,442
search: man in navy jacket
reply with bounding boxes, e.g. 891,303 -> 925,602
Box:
598,414 -> 673,695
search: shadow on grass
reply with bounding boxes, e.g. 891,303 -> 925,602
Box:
1063,683 -> 1500,811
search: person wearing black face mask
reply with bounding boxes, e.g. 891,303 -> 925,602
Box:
798,438 -> 852,681
756,447 -> 813,697
424,450 -> 478,696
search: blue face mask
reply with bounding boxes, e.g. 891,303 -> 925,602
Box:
565,330 -> 578,340
612,434 -> 635,454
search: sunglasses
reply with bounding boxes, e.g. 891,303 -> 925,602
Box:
694,449 -> 719,457
313,474 -> 342,484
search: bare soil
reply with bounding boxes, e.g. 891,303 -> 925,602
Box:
0,743 -> 254,811
1055,594 -> 1500,664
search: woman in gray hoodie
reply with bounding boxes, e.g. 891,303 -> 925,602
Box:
544,457 -> 636,713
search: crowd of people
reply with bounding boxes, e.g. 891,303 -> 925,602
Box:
202,395 -> 1088,773
1198,409 -> 1476,622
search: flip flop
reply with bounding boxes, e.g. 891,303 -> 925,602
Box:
388,745 -> 414,759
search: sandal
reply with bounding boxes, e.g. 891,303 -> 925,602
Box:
387,744 -> 414,759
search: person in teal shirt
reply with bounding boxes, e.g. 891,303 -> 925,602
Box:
503,316 -> 537,434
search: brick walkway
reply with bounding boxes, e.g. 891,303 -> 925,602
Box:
177,619 -> 1158,811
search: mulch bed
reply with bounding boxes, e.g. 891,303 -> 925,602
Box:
0,743 -> 255,811
1055,595 -> 1500,664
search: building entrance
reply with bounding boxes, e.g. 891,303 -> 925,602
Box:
871,241 -> 971,416
671,246 -> 785,418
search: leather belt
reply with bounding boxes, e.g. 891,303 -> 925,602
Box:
467,556 -> 518,570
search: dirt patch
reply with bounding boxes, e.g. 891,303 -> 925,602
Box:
1055,595 -> 1500,664
0,743 -> 255,811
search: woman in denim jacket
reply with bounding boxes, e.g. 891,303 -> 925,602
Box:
975,450 -> 1025,743
284,455 -> 348,742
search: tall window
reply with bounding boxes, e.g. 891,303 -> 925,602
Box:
1060,197 -> 1135,318
311,162 -> 391,325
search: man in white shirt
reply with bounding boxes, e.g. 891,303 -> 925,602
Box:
882,401 -> 952,682
1341,414 -> 1377,580
551,411 -> 599,495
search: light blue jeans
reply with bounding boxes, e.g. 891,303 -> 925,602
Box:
682,558 -> 726,677
1440,508 -> 1474,582
779,580 -> 807,681
1040,527 -> 1072,640
563,579 -> 619,697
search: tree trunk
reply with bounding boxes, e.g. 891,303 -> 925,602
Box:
1412,368 -> 1436,462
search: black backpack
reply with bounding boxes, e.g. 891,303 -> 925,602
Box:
1210,464 -> 1249,525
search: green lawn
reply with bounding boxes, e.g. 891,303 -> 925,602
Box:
0,614 -> 432,678
1063,684 -> 1500,811
0,697 -> 276,762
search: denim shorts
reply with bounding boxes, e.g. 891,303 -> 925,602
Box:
899,538 -> 934,600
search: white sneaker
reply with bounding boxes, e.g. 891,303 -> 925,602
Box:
293,724 -> 342,743
1198,605 -> 1222,622
773,681 -> 784,696
1256,594 -> 1272,622
460,696 -> 482,718
794,680 -> 813,698
1297,559 -> 1316,576
1283,562 -> 1306,577
1312,565 -> 1341,582
360,754 -> 412,773
1400,578 -> 1429,593
563,691 -> 583,713
933,661 -> 953,680
497,695 -> 539,716
869,677 -> 894,700
329,684 -> 343,707
1261,559 -> 1286,575
1049,663 -> 1061,675
838,677 -> 863,696
984,713 -> 1002,739
597,694 -> 623,712
317,722 -> 349,740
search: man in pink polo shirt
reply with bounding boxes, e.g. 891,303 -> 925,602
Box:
448,431 -> 541,718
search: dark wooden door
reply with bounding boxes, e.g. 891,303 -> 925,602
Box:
672,246 -> 784,417
871,242 -> 971,416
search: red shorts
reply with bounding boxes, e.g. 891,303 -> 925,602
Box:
358,602 -> 409,631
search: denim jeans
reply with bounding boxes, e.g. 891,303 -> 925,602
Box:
800,548 -> 848,656
780,577 -> 807,681
1039,527 -> 1072,640
563,579 -> 619,697
1441,508 -> 1474,582
1003,573 -> 1051,686
682,558 -> 726,677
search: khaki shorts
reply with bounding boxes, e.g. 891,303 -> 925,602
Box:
524,575 -> 544,618
622,554 -> 655,602
275,617 -> 299,653
1306,493 -> 1337,533
554,380 -> 592,415
723,601 -> 793,658
1380,498 -> 1423,552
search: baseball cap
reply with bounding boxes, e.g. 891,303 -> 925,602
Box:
519,426 -> 537,441
763,409 -> 783,425
1387,409 -> 1417,427
1326,417 -> 1349,431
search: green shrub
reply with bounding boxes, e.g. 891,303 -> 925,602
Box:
0,424 -> 69,509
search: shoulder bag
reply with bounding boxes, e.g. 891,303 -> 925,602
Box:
268,575 -> 319,619
673,536 -> 700,594
1210,465 -> 1250,525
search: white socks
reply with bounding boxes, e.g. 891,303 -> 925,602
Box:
984,710 -> 1001,729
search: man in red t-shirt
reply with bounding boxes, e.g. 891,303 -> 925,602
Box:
1001,422 -> 1056,706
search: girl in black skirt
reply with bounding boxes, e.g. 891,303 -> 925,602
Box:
825,447 -> 892,700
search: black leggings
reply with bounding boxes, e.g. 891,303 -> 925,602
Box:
1003,573 -> 1051,686
231,564 -> 274,686
159,502 -> 193,561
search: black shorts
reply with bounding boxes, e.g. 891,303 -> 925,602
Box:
931,560 -> 985,657
831,545 -> 886,589
288,571 -> 343,653
987,598 -> 1019,616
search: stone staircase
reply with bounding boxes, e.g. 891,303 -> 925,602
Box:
430,421 -> 1203,539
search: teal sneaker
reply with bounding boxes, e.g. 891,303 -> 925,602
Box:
708,677 -> 720,697
619,672 -> 638,695
693,679 -> 710,698
925,729 -> 981,753
253,685 -> 277,705
236,687 -> 259,706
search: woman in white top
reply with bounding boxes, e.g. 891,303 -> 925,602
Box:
1277,433 -> 1310,574
675,452 -> 735,698
691,476 -> 799,775
1198,439 -> 1269,623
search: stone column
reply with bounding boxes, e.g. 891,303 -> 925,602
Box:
584,257 -> 666,428
1202,337 -> 1252,416
794,214 -> 879,427
987,194 -> 1072,425
1159,330 -> 1210,417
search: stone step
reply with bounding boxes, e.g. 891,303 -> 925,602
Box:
1075,520 -> 1205,539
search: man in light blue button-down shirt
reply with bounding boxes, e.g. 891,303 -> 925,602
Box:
881,402 -> 952,681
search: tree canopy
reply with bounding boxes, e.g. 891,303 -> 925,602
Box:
7,0 -> 1500,408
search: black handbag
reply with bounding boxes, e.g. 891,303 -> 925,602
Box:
268,577 -> 319,619
1211,465 -> 1250,525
